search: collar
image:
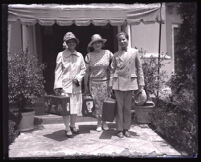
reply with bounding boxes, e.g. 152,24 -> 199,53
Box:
116,48 -> 129,56
64,49 -> 79,57
119,47 -> 128,52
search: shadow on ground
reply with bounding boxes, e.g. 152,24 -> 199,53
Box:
43,123 -> 139,142
78,125 -> 97,133
43,124 -> 97,141
43,130 -> 68,142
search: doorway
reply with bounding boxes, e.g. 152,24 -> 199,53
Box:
39,23 -> 118,94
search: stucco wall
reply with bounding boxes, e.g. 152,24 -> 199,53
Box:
8,21 -> 38,58
130,22 -> 167,54
130,3 -> 183,80
8,21 -> 22,54
165,3 -> 182,73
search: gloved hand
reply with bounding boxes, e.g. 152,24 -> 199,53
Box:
73,78 -> 80,87
54,88 -> 63,96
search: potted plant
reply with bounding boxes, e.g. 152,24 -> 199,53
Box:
8,49 -> 45,132
133,52 -> 168,124
141,53 -> 169,101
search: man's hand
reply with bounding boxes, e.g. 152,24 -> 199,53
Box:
73,79 -> 80,87
107,86 -> 113,97
54,88 -> 63,96
138,85 -> 144,93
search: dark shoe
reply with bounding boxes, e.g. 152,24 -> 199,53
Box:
70,126 -> 80,134
124,130 -> 131,137
117,131 -> 124,138
65,130 -> 73,138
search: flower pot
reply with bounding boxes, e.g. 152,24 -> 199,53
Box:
135,101 -> 155,124
19,110 -> 35,132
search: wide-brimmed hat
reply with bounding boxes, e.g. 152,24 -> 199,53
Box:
63,32 -> 79,44
88,34 -> 107,47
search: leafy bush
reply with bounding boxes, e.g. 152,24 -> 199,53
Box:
151,97 -> 197,156
164,76 -> 197,155
150,3 -> 197,156
141,55 -> 169,101
9,120 -> 20,145
9,109 -> 21,145
8,50 -> 45,145
8,50 -> 45,112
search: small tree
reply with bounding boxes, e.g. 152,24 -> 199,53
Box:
8,50 -> 45,112
141,54 -> 168,102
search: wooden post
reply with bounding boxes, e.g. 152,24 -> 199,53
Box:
157,2 -> 163,99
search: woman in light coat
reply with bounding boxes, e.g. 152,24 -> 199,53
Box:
54,32 -> 86,137
109,32 -> 145,138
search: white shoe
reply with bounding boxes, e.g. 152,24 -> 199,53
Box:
96,126 -> 102,132
102,122 -> 109,130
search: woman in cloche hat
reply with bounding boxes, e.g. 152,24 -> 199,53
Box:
84,34 -> 113,132
54,32 -> 86,137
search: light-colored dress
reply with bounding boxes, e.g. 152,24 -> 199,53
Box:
54,49 -> 86,115
85,50 -> 113,117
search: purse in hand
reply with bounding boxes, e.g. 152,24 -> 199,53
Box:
82,95 -> 95,117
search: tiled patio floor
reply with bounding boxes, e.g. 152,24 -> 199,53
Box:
9,115 -> 184,158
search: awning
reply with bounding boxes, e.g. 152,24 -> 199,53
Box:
8,3 -> 164,26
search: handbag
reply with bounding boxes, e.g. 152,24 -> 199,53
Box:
82,94 -> 95,117
102,96 -> 117,122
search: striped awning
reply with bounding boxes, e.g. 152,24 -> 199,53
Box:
8,3 -> 164,26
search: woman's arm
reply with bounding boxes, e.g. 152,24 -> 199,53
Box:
135,51 -> 145,90
84,53 -> 90,93
74,54 -> 86,85
54,52 -> 63,95
54,52 -> 63,89
109,54 -> 116,87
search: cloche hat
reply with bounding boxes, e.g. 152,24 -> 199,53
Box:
63,32 -> 79,44
88,34 -> 107,47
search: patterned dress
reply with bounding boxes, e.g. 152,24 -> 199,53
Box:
85,50 -> 113,117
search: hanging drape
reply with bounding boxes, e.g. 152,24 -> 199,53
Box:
8,4 -> 164,26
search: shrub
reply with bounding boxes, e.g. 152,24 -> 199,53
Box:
8,50 -> 45,145
150,3 -> 197,156
8,49 -> 45,112
8,110 -> 21,145
141,54 -> 169,101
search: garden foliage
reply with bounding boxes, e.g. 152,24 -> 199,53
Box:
8,49 -> 45,145
8,50 -> 45,111
141,55 -> 168,101
150,3 -> 197,156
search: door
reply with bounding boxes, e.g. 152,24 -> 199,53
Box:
39,23 -> 118,94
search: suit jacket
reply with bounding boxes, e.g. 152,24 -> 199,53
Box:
109,48 -> 145,91
54,49 -> 86,94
